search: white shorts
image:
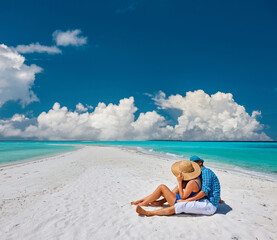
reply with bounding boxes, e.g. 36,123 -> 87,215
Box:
174,199 -> 217,215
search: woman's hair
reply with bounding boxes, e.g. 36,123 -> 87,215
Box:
182,180 -> 189,188
182,177 -> 200,188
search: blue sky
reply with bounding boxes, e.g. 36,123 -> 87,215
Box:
0,0 -> 276,140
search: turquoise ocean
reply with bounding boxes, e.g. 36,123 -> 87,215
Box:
0,141 -> 277,176
0,141 -> 77,165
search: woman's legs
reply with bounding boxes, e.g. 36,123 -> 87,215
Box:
131,185 -> 179,206
151,186 -> 179,206
137,184 -> 177,206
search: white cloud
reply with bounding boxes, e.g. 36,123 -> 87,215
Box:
0,28 -> 86,107
153,90 -> 270,141
53,29 -> 87,47
143,92 -> 153,97
86,104 -> 93,110
14,28 -> 87,54
0,44 -> 42,107
0,91 -> 271,141
131,111 -> 168,140
0,98 -> 165,140
15,42 -> 61,54
11,114 -> 29,122
76,103 -> 88,112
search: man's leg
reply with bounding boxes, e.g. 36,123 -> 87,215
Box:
136,205 -> 175,216
174,199 -> 217,215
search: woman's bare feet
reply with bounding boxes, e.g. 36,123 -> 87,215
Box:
131,199 -> 144,205
131,199 -> 152,206
137,202 -> 150,207
136,206 -> 152,216
132,199 -> 164,206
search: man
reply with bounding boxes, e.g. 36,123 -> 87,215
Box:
136,156 -> 221,216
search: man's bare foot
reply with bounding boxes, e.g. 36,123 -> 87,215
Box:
136,206 -> 152,216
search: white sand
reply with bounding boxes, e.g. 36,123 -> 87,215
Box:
0,146 -> 277,240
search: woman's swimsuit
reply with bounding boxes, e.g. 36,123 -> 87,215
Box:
175,180 -> 201,204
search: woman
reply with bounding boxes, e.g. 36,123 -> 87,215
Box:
131,160 -> 201,207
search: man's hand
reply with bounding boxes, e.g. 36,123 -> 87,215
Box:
177,172 -> 183,182
177,199 -> 187,203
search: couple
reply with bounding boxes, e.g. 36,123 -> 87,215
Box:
131,156 -> 221,216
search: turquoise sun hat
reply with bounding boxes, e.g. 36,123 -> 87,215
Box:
190,155 -> 204,163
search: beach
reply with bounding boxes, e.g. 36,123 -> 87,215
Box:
0,146 -> 277,240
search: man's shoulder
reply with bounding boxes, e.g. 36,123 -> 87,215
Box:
201,166 -> 212,173
202,166 -> 217,177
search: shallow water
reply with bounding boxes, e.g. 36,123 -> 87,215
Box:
83,141 -> 277,174
1,141 -> 276,175
0,141 -> 76,165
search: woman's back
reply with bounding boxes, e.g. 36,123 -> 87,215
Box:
187,177 -> 201,197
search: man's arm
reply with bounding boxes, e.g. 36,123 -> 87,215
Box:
178,167 -> 211,203
177,190 -> 206,202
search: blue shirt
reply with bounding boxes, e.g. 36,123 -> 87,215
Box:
201,166 -> 221,208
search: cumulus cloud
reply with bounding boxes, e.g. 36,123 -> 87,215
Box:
0,91 -> 271,141
11,114 -> 29,122
15,42 -> 61,54
153,90 -> 270,141
53,29 -> 87,47
0,114 -> 38,139
0,29 -> 87,107
76,103 -> 88,113
0,44 -> 42,107
0,98 -> 139,140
